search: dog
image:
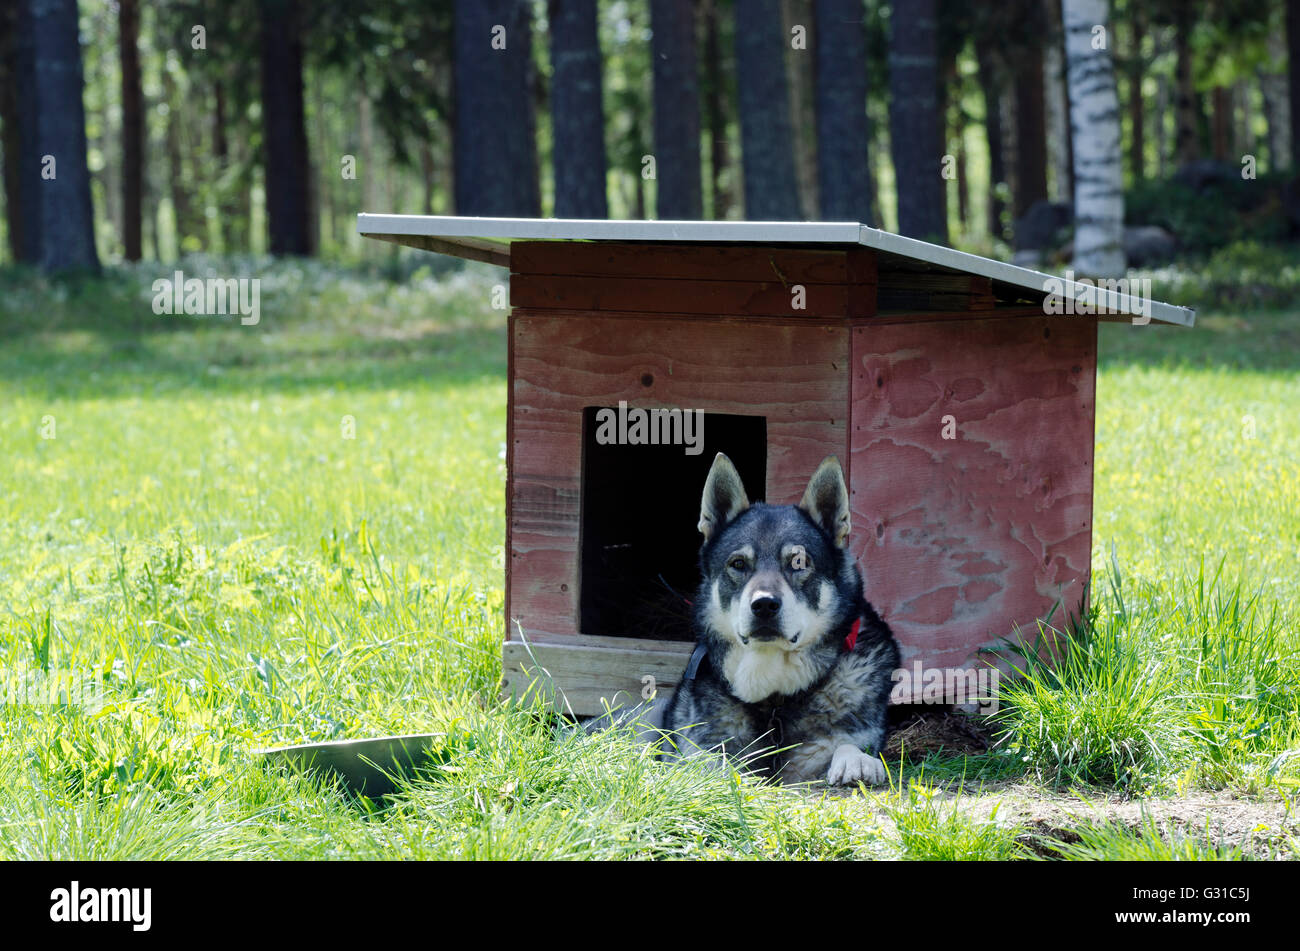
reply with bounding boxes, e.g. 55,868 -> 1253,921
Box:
655,452 -> 901,785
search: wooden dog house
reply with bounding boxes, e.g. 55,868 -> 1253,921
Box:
358,215 -> 1195,715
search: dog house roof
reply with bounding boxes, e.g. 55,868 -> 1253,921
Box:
357,214 -> 1196,327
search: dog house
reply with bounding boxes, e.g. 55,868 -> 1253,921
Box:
358,215 -> 1195,715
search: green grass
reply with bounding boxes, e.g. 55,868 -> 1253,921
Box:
1045,816 -> 1252,861
883,780 -> 1027,860
1,254 -> 1298,859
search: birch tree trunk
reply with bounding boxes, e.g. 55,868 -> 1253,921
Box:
1062,0 -> 1124,277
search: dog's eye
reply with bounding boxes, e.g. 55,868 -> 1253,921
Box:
728,556 -> 748,572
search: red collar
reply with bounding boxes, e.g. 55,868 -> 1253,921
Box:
844,617 -> 861,652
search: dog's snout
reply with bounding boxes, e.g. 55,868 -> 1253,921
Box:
750,594 -> 781,620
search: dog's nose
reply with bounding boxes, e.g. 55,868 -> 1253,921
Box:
750,594 -> 781,620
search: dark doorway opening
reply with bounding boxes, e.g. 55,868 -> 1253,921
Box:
579,407 -> 766,640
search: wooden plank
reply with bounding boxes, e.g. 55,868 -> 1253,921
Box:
502,639 -> 694,716
504,312 -> 518,634
500,638 -> 939,714
510,241 -> 877,285
854,305 -> 1052,326
509,272 -> 875,318
848,315 -> 1097,676
876,272 -> 995,311
508,313 -> 850,644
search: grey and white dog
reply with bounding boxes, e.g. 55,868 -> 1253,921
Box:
643,452 -> 900,785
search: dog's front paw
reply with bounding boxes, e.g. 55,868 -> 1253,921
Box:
826,743 -> 886,786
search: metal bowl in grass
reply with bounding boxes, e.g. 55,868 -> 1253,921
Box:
257,733 -> 447,799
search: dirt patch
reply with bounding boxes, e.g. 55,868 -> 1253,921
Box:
960,787 -> 1298,858
883,709 -> 994,759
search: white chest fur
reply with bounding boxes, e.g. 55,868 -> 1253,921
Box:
721,645 -> 821,703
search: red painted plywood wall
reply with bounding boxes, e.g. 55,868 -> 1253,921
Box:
849,316 -> 1098,678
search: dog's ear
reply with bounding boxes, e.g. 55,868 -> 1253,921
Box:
799,456 -> 851,548
699,452 -> 750,540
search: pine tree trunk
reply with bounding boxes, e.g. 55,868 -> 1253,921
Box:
213,78 -> 233,253
260,0 -> 311,254
31,0 -> 99,272
453,0 -> 540,216
0,0 -> 28,261
650,0 -> 703,219
1232,82 -> 1253,160
9,0 -> 42,262
813,0 -> 872,223
1043,0 -> 1070,201
1126,8 -> 1144,181
118,0 -> 142,260
734,0 -> 800,220
702,0 -> 730,218
1013,37 -> 1047,218
1174,6 -> 1198,163
162,68 -> 193,256
1154,27 -> 1170,177
1289,0 -> 1300,168
783,0 -> 818,219
1261,28 -> 1290,171
1211,87 -> 1232,161
1063,0 -> 1124,277
888,0 -> 945,241
550,0 -> 608,218
975,38 -> 1007,240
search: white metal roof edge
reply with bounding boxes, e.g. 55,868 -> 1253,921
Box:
356,214 -> 1196,327
357,213 -> 865,244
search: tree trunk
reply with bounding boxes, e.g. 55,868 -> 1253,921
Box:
975,38 -> 1008,240
650,0 -> 703,219
734,0 -> 800,220
453,0 -> 540,216
118,0 -> 142,260
1044,0 -> 1073,201
419,140 -> 434,216
1013,33 -> 1047,218
162,67 -> 193,256
31,0 -> 99,272
813,0 -> 872,223
783,0 -> 818,218
1289,0 -> 1300,168
1232,82 -> 1253,161
550,0 -> 608,218
702,0 -> 730,218
888,0 -> 945,241
1174,5 -> 1198,163
1126,7 -> 1144,181
260,0 -> 311,254
1,0 -> 29,262
1154,27 -> 1170,177
1261,27 -> 1290,171
213,77 -> 235,252
1063,0 -> 1124,277
1210,86 -> 1232,161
